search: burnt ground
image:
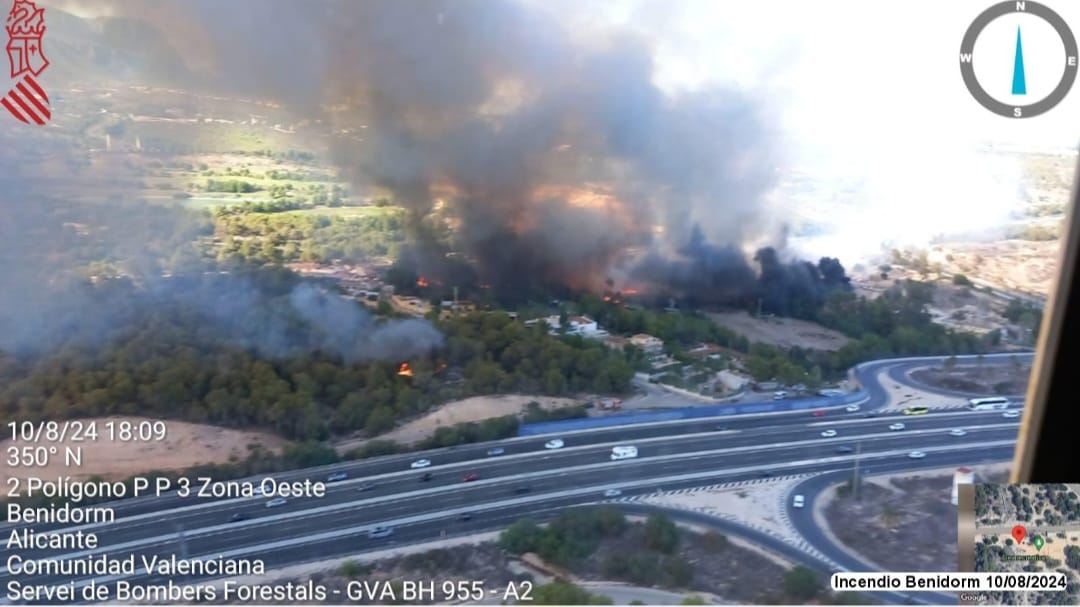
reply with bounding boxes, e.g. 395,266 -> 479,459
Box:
911,363 -> 1030,395
825,472 -> 1010,573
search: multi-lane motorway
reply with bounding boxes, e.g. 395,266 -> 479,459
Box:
0,353 -> 1033,604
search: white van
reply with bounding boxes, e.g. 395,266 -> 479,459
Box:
611,446 -> 638,460
773,391 -> 787,400
792,494 -> 805,508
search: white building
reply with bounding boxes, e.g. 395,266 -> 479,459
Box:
568,315 -> 599,336
525,314 -> 604,337
630,333 -> 664,355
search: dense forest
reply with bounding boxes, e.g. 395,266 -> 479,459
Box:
0,271 -> 633,441
0,266 -> 1003,442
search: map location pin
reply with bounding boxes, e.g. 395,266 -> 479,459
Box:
1034,536 -> 1045,551
1012,525 -> 1027,543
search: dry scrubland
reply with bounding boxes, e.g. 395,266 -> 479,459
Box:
823,465 -> 1011,572
706,311 -> 852,351
0,416 -> 288,485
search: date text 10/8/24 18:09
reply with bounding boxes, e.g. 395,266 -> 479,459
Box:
6,420 -> 169,469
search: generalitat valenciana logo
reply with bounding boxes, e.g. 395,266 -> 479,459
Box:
3,0 -> 50,125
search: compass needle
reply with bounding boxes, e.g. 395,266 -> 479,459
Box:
959,1 -> 1077,118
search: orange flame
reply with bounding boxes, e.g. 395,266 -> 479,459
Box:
397,363 -> 414,377
416,277 -> 429,287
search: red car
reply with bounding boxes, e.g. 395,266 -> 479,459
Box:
462,472 -> 479,482
811,410 -> 826,417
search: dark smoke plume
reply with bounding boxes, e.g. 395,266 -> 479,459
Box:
64,0 -> 788,302
629,224 -> 852,313
3,0 -> 854,363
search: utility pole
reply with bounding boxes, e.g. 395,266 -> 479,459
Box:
175,522 -> 189,581
853,441 -> 862,500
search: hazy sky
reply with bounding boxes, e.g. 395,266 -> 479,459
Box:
529,0 -> 1079,261
538,0 -> 1080,151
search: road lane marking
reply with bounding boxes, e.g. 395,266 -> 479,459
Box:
24,440 -> 1018,590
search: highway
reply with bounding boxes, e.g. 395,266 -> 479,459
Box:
0,353 -> 1032,605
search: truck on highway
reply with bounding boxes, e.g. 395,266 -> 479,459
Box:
611,446 -> 638,460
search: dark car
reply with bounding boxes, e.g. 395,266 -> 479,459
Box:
459,512 -> 473,521
419,472 -> 433,482
368,526 -> 394,539
462,472 -> 479,482
835,446 -> 854,454
714,424 -> 730,431
811,410 -> 826,417
229,512 -> 248,523
327,472 -> 348,482
357,482 -> 376,492
513,486 -> 531,494
758,470 -> 773,478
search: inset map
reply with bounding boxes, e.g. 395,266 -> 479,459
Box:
972,483 -> 1080,605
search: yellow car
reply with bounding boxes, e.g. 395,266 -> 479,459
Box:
903,406 -> 929,416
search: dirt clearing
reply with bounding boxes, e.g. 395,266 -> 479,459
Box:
336,395 -> 580,452
706,311 -> 851,352
0,416 -> 288,485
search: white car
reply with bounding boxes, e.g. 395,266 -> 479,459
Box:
266,498 -> 288,508
949,428 -> 968,437
792,494 -> 805,508
544,439 -> 565,450
603,489 -> 623,498
845,404 -> 861,413
410,459 -> 432,469
889,423 -> 906,431
820,429 -> 837,438
908,451 -> 927,459
1002,410 -> 1021,419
